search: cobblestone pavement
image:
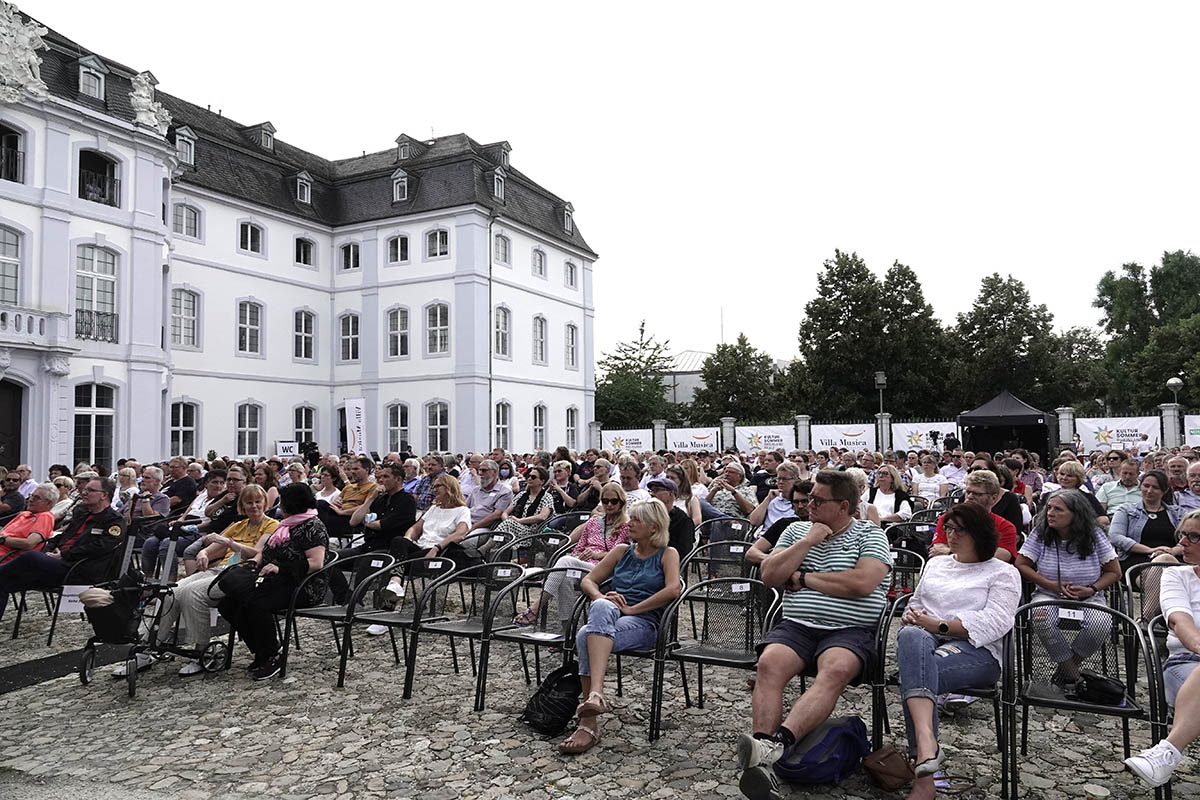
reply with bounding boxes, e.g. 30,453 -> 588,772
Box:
0,608 -> 1195,800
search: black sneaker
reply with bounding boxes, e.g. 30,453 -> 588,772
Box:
250,655 -> 281,681
738,766 -> 783,800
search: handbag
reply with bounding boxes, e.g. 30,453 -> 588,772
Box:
215,562 -> 259,599
1075,670 -> 1126,705
862,745 -> 914,790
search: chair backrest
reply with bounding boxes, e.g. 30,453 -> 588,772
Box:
884,521 -> 936,554
419,560 -> 526,623
1123,561 -> 1173,623
457,529 -> 516,563
485,564 -> 585,636
696,517 -> 752,546
680,539 -> 752,581
889,547 -> 926,597
666,577 -> 778,656
539,511 -> 592,535
492,530 -> 573,568
910,508 -> 941,524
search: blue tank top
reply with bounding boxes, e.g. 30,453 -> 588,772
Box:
613,545 -> 667,607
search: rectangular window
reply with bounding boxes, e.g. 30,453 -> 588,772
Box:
533,405 -> 546,450
494,308 -> 510,357
80,70 -> 102,99
426,304 -> 449,355
297,180 -> 311,204
73,383 -> 114,468
295,238 -> 313,265
75,246 -> 117,313
388,235 -> 409,263
293,310 -> 314,360
565,261 -> 578,289
566,408 -> 578,450
340,314 -> 360,361
427,402 -> 449,452
494,403 -> 510,451
426,229 -> 448,258
341,243 -> 359,271
170,402 -> 196,457
238,301 -> 261,354
237,403 -> 261,457
294,406 -> 315,443
173,205 -> 198,238
565,324 -> 578,369
532,317 -> 547,364
170,289 -> 197,347
494,235 -> 510,264
239,222 -> 262,253
393,177 -> 408,202
388,308 -> 409,358
388,404 -> 409,452
0,226 -> 19,305
177,138 -> 194,165
532,250 -> 545,277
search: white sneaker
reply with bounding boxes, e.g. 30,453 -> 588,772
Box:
943,693 -> 979,713
111,652 -> 153,677
177,660 -> 204,676
736,733 -> 785,770
366,624 -> 388,636
1124,740 -> 1182,788
381,580 -> 404,610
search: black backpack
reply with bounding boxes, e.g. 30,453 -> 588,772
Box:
520,662 -> 582,735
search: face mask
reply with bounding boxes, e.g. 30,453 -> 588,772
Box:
500,469 -> 512,478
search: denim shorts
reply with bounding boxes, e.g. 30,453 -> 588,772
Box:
757,618 -> 875,686
1163,652 -> 1200,708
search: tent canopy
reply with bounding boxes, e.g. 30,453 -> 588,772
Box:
957,391 -> 1049,427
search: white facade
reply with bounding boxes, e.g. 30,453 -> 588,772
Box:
0,12 -> 596,472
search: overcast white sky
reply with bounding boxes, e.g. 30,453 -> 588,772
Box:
26,0 -> 1200,362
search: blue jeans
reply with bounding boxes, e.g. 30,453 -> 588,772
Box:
896,625 -> 1000,751
575,598 -> 659,677
1163,652 -> 1200,708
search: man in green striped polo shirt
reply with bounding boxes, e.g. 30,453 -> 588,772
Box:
736,470 -> 892,800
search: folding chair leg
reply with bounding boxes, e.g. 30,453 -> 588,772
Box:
449,636 -> 460,674
518,643 -> 531,684
615,654 -> 624,697
9,592 -> 25,639
649,658 -> 664,742
474,639 -> 490,712
402,631 -> 420,699
46,592 -> 64,646
330,621 -> 343,656
1020,705 -> 1029,755
387,627 -> 401,665
1122,719 -> 1131,759
468,637 -> 477,677
279,614 -> 294,678
337,623 -> 353,688
679,662 -> 691,708
696,664 -> 705,709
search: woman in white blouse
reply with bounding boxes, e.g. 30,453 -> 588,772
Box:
867,465 -> 914,524
912,455 -> 949,503
896,502 -> 1021,800
395,475 -> 474,562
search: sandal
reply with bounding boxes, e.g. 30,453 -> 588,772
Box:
576,690 -> 611,718
558,723 -> 600,754
513,607 -> 539,627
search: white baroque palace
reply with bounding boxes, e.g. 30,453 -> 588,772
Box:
0,3 -> 597,471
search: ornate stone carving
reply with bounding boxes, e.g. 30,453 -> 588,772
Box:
41,352 -> 68,376
0,2 -> 48,103
130,71 -> 171,135
0,345 -> 10,377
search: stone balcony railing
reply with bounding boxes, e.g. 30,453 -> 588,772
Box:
0,303 -> 72,349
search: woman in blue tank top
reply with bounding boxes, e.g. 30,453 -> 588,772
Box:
558,497 -> 681,754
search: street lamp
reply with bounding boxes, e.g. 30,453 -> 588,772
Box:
1167,376 -> 1183,404
875,371 -> 887,415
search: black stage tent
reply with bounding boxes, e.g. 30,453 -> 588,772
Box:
957,391 -> 1052,459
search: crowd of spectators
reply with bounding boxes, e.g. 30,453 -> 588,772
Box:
2,437 -> 1200,794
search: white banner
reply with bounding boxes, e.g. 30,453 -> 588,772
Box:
344,397 -> 367,454
735,425 -> 796,454
666,427 -> 721,452
811,423 -> 876,452
1075,416 -> 1160,452
1184,415 -> 1200,447
891,422 -> 958,453
601,429 -> 653,452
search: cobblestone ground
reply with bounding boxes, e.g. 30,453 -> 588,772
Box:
0,608 -> 1195,800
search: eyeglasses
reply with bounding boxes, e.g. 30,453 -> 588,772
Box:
1178,530 -> 1200,545
792,496 -> 810,506
807,495 -> 838,507
1107,455 -> 1121,461
943,523 -> 963,535
964,489 -> 991,499
80,487 -> 105,494
601,498 -> 623,506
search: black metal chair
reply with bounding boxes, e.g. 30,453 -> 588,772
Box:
539,511 -> 592,534
883,521 -> 935,558
679,539 -> 754,585
278,552 -> 398,679
1144,614 -> 1176,800
491,530 -> 573,569
910,507 -> 941,524
887,546 -> 926,602
1002,599 -> 1165,800
649,577 -> 779,740
402,561 -> 526,699
695,517 -> 753,547
456,529 -> 516,564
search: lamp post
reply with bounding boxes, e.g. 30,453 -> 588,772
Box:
1167,376 -> 1183,405
875,371 -> 887,415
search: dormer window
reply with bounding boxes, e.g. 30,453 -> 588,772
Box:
392,169 -> 408,202
501,149 -> 509,168
261,131 -> 273,149
76,56 -> 109,101
174,126 -> 196,166
493,173 -> 505,201
564,209 -> 573,234
398,143 -> 411,160
295,171 -> 312,204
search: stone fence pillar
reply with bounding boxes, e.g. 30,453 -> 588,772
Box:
795,415 -> 811,450
652,419 -> 667,451
720,416 -> 736,451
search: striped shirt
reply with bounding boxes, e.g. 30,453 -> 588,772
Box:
772,519 -> 892,628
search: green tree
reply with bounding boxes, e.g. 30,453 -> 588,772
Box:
690,333 -> 779,425
879,261 -> 955,417
1030,326 -> 1107,411
1127,314 -> 1200,409
795,250 -> 890,419
593,321 -> 673,428
950,274 -> 1055,410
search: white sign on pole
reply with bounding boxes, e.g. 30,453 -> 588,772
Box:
1184,415 -> 1200,448
344,397 -> 367,454
275,440 -> 298,458
890,422 -> 958,452
601,429 -> 653,452
811,423 -> 876,452
1075,417 -> 1160,452
666,427 -> 721,452
735,425 -> 796,454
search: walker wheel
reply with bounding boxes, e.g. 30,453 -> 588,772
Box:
126,654 -> 138,698
200,640 -> 228,672
79,644 -> 96,685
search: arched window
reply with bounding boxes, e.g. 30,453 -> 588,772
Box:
426,229 -> 449,258
75,245 -> 118,343
0,225 -> 19,304
532,249 -> 546,278
170,401 -> 197,457
340,242 -> 360,271
0,123 -> 24,183
293,309 -> 315,361
494,402 -> 511,450
170,289 -> 198,347
294,405 -> 315,444
237,300 -> 263,355
387,403 -> 410,452
236,402 -> 262,457
74,383 -> 115,467
494,234 -> 510,265
339,313 -> 360,361
239,221 -> 263,254
532,315 -> 547,365
564,323 -> 579,369
494,306 -> 510,358
426,401 -> 449,452
532,404 -> 547,451
294,237 -> 314,266
566,407 -> 579,450
387,307 -> 409,358
79,150 -> 119,207
387,234 -> 409,264
426,303 -> 449,355
172,204 -> 199,238
565,261 -> 578,289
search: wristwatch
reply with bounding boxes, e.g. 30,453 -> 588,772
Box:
797,569 -> 809,589
937,621 -> 950,635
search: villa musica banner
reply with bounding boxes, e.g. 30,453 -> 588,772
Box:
1075,417 -> 1160,452
601,429 -> 653,452
1185,415 -> 1200,448
811,423 -> 876,452
891,421 -> 958,453
735,425 -> 797,455
666,427 -> 721,452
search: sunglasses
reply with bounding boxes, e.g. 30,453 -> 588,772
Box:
1178,530 -> 1200,545
601,498 -> 623,506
